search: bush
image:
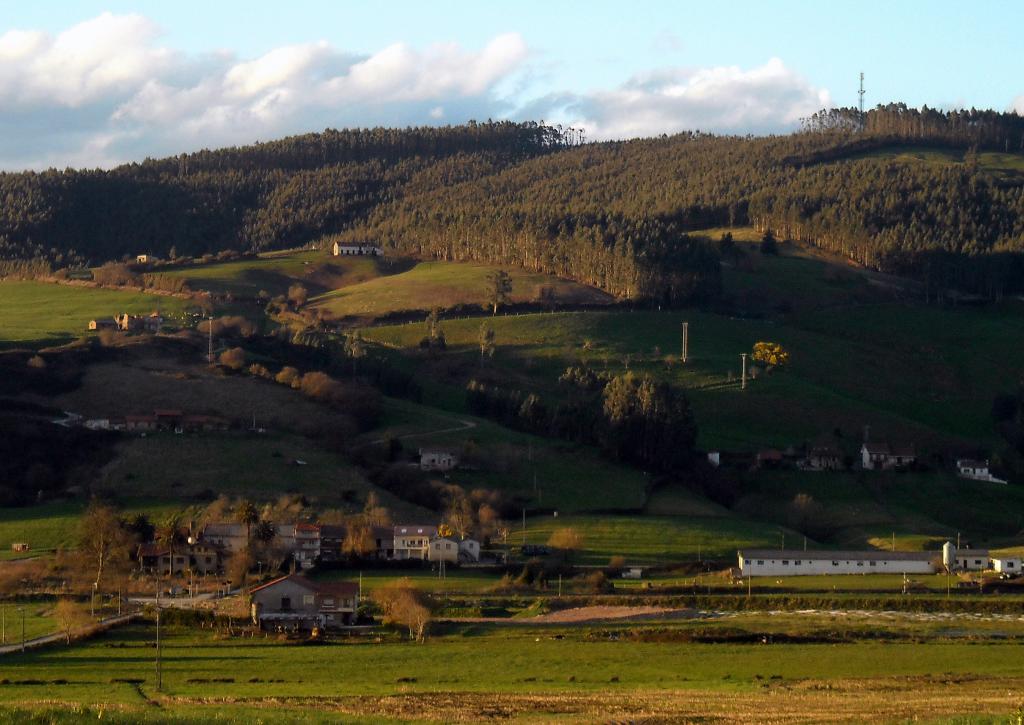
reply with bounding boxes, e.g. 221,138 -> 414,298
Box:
275,366 -> 301,387
218,347 -> 246,370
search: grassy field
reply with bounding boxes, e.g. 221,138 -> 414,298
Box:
363,397 -> 649,512
521,514 -> 804,565
0,500 -> 190,561
312,260 -> 612,319
97,432 -> 367,502
0,281 -> 190,348
3,623 -> 1024,722
854,144 -> 1024,184
159,249 -> 385,298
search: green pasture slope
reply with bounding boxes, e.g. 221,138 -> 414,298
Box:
312,260 -> 611,319
852,144 -> 1024,184
159,249 -> 383,297
0,281 -> 189,348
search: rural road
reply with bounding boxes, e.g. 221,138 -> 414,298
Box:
367,416 -> 477,446
0,612 -> 138,656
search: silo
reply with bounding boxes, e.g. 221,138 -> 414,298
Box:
942,541 -> 956,571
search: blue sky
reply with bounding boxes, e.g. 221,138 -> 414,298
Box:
1,1 -> 1022,169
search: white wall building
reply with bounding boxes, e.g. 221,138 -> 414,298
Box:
393,525 -> 437,560
419,448 -> 459,472
738,549 -> 940,576
332,242 -> 383,257
956,459 -> 1007,484
992,557 -> 1021,574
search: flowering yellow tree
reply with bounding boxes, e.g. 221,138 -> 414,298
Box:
752,341 -> 790,367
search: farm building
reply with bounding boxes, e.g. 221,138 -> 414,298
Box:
992,557 -> 1022,574
332,242 -> 383,257
419,448 -> 459,472
250,574 -> 359,631
87,318 -> 118,331
860,441 -> 916,470
956,459 -> 1007,484
941,542 -> 990,572
135,254 -> 157,264
738,549 -> 941,576
125,414 -> 158,432
115,312 -> 163,333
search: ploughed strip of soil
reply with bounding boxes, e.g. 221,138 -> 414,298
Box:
443,605 -> 702,625
169,675 -> 1024,723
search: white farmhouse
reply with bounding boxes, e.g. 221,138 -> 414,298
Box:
956,459 -> 1007,484
332,241 -> 383,257
419,448 -> 459,472
861,441 -> 916,470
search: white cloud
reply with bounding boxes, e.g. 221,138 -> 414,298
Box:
1012,95 -> 1024,114
0,15 -> 530,169
0,14 -> 839,169
557,58 -> 831,139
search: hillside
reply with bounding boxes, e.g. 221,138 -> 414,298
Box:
3,109 -> 1024,305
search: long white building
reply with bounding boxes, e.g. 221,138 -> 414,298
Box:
738,546 -> 989,577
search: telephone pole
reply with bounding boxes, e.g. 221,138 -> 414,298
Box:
681,322 -> 689,363
740,353 -> 748,390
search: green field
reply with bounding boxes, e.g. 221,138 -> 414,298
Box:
159,249 -> 383,298
0,281 -> 190,347
0,500 -> 187,561
855,144 -> 1024,184
363,397 -> 649,512
312,260 -> 611,319
3,622 -> 1024,722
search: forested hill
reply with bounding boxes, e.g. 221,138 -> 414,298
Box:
3,107 -> 1024,301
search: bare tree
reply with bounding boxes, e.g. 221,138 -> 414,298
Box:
54,599 -> 89,644
478,321 -> 496,364
78,502 -> 133,589
374,579 -> 432,642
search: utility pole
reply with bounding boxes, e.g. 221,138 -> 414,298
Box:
155,589 -> 162,692
19,607 -> 25,652
1,605 -> 4,644
740,353 -> 748,390
207,315 -> 214,364
681,322 -> 689,363
522,509 -> 526,545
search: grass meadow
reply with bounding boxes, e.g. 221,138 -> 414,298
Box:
3,623 -> 1024,722
0,281 -> 190,348
311,260 -> 611,319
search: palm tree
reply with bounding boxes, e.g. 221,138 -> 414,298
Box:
156,514 -> 183,578
236,500 -> 259,547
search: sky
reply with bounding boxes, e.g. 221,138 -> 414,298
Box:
1,0 -> 1023,170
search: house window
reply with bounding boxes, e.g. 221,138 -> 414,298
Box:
303,594 -> 315,606
323,598 -> 334,607
975,560 -> 982,566
781,560 -> 789,565
832,561 -> 839,566
857,562 -> 864,567
795,560 -> 802,566
870,561 -> 876,567
446,543 -> 452,550
756,560 -> 764,566
281,596 -> 291,610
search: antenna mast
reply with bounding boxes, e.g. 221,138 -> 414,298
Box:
858,72 -> 866,130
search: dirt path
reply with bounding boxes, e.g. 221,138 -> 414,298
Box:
366,416 -> 476,446
443,605 -> 706,625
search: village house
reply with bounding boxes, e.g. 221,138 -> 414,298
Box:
181,414 -> 230,433
250,574 -> 359,631
956,459 -> 1007,484
799,445 -> 843,471
278,523 -> 322,569
136,254 -> 157,264
318,524 -> 347,562
393,525 -> 437,560
419,448 -> 459,472
200,522 -> 249,552
137,541 -> 223,575
87,318 -> 118,331
427,535 -> 482,563
332,241 -> 383,257
860,441 -> 916,470
755,448 -> 784,469
373,526 -> 395,559
125,414 -> 158,433
115,312 -> 163,333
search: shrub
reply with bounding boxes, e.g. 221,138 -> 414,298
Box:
218,347 -> 246,370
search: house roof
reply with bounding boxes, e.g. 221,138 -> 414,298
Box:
862,441 -> 915,457
202,522 -> 246,537
250,574 -> 358,597
154,409 -> 183,418
740,548 -> 987,561
808,446 -> 842,458
957,458 -> 988,468
419,448 -> 456,456
757,449 -> 783,461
